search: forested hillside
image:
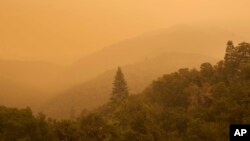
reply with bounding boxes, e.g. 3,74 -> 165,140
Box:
0,41 -> 249,141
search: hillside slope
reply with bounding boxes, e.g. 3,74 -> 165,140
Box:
65,26 -> 243,85
0,59 -> 66,111
42,53 -> 217,119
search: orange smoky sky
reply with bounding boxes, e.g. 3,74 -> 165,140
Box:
1,0 -> 250,64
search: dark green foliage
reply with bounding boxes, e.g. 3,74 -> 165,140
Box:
200,62 -> 214,80
224,41 -> 250,76
53,120 -> 80,141
0,106 -> 55,141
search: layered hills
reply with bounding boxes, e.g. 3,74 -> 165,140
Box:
0,25 -> 245,118
42,53 -> 217,119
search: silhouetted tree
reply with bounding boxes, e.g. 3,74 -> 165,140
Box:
224,40 -> 235,64
236,42 -> 250,64
111,67 -> 129,103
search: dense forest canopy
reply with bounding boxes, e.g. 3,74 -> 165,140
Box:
0,41 -> 250,141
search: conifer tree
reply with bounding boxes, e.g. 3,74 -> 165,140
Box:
224,40 -> 235,64
111,67 -> 129,103
237,42 -> 250,64
224,41 -> 238,77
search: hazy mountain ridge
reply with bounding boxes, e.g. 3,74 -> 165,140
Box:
0,59 -> 65,92
42,52 -> 218,119
0,59 -> 66,111
66,25 -> 244,85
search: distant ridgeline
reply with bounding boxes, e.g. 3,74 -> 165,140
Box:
0,41 -> 250,141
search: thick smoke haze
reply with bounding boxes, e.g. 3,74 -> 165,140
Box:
1,0 -> 250,64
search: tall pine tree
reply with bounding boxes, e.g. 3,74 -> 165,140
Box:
224,40 -> 235,64
111,67 -> 129,103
